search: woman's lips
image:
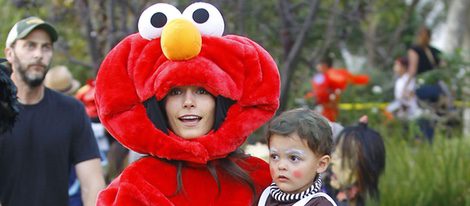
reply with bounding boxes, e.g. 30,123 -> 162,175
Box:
178,115 -> 202,127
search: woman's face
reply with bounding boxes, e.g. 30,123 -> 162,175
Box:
269,133 -> 329,194
417,28 -> 431,46
165,86 -> 215,139
330,139 -> 357,189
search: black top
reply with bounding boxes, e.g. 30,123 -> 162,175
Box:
0,88 -> 100,206
410,45 -> 441,75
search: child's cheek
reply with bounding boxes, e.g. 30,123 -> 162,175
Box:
270,167 -> 276,176
293,170 -> 303,178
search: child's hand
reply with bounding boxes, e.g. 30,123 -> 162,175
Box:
403,89 -> 416,100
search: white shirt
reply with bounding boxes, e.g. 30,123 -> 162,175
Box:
388,74 -> 421,120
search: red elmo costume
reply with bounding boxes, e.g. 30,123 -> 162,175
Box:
306,69 -> 368,121
75,80 -> 98,118
95,2 -> 280,205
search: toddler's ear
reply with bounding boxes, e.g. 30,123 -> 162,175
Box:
316,155 -> 330,173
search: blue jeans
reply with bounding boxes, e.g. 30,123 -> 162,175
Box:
418,118 -> 434,143
416,84 -> 442,103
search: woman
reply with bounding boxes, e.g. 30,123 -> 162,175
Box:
95,2 -> 280,205
407,26 -> 444,142
407,26 -> 442,102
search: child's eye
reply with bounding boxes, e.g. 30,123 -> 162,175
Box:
289,155 -> 301,162
168,88 -> 182,96
269,154 -> 279,161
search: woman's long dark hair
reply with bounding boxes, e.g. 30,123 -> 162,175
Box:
144,94 -> 257,203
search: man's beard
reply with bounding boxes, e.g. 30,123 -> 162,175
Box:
13,54 -> 49,88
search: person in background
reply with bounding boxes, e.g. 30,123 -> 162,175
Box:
407,25 -> 442,97
327,116 -> 386,206
386,56 -> 421,120
44,65 -> 80,96
259,108 -> 337,206
307,57 -> 341,122
305,57 -> 369,122
406,26 -> 446,142
0,16 -> 105,206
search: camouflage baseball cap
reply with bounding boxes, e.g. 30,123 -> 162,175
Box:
5,16 -> 58,48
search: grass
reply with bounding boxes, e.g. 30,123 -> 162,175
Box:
369,124 -> 470,206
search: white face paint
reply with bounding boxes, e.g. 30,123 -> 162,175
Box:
268,133 -> 329,194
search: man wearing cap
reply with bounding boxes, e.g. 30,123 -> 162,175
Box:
0,16 -> 105,206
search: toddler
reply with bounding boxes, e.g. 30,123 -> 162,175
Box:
259,108 -> 337,206
386,56 -> 421,120
328,116 -> 386,205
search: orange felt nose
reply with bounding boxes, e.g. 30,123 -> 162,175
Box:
161,18 -> 202,61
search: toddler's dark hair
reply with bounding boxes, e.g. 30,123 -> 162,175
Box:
336,123 -> 386,201
266,108 -> 333,156
396,56 -> 409,69
319,56 -> 333,68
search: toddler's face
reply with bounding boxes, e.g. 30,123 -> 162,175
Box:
393,60 -> 406,76
316,63 -> 328,73
269,133 -> 329,194
330,140 -> 357,189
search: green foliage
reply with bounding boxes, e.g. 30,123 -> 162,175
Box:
373,130 -> 470,205
0,0 -> 92,82
0,0 -> 26,48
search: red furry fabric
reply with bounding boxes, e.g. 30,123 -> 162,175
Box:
97,156 -> 271,205
95,34 -> 279,163
95,13 -> 280,204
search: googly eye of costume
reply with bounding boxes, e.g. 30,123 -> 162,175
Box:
95,3 -> 279,205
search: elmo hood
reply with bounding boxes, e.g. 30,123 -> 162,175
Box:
95,3 -> 280,164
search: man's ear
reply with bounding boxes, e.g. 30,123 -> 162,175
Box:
5,47 -> 13,63
316,155 -> 330,173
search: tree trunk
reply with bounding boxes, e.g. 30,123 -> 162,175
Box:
441,0 -> 470,53
278,0 -> 320,113
441,0 -> 470,137
75,0 -> 102,73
